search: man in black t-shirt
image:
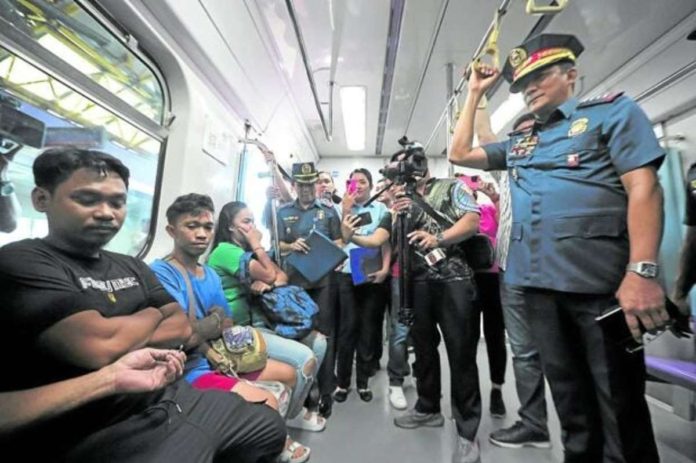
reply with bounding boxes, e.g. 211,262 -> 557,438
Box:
673,163 -> 696,316
0,147 -> 285,462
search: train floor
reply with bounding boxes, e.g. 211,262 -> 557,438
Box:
289,337 -> 696,463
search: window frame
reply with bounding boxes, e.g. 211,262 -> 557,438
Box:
0,0 -> 170,258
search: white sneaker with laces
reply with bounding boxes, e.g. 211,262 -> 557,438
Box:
388,386 -> 408,410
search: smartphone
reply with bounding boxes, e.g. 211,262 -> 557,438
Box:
346,178 -> 358,195
355,211 -> 372,227
596,305 -> 645,353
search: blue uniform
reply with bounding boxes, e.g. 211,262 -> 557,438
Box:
483,94 -> 664,294
277,199 -> 341,288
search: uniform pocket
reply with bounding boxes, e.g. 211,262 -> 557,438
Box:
553,214 -> 625,240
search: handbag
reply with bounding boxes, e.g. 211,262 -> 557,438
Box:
206,325 -> 269,374
165,256 -> 268,374
411,194 -> 495,271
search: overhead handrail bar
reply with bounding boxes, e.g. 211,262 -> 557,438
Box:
526,0 -> 568,15
423,0 -> 511,151
285,0 -> 333,141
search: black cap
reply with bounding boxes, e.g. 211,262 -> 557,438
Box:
502,33 -> 584,93
291,162 -> 319,184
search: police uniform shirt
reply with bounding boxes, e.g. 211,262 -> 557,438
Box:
482,94 -> 665,294
685,163 -> 696,226
277,199 -> 341,287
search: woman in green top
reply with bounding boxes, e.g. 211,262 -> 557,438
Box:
209,201 -> 328,431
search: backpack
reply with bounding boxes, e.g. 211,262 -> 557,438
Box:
238,252 -> 318,339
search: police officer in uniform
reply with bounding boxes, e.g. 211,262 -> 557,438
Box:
277,162 -> 342,418
450,34 -> 667,462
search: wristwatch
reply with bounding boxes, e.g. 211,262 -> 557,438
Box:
435,231 -> 445,246
0,180 -> 14,196
626,261 -> 659,279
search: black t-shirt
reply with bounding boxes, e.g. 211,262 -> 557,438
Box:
0,239 -> 176,450
685,163 -> 696,226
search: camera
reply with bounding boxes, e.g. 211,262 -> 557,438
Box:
379,136 -> 428,185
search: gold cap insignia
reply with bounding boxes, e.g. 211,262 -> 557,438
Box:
509,48 -> 527,69
301,163 -> 311,174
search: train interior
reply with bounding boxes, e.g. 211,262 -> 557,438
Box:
0,0 -> 695,461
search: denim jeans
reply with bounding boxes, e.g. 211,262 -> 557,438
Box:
259,329 -> 327,419
387,277 -> 410,386
499,274 -> 548,434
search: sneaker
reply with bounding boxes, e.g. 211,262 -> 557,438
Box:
452,437 -> 481,463
489,388 -> 506,418
489,421 -> 551,449
357,388 -> 373,402
388,386 -> 408,410
333,387 -> 348,403
394,409 -> 444,429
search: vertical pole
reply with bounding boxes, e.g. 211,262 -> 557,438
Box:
445,62 -> 456,178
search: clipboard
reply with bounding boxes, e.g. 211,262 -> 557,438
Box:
349,247 -> 382,285
286,230 -> 347,284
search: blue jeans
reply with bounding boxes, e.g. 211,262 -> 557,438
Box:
499,273 -> 548,434
259,329 -> 327,419
387,277 -> 410,386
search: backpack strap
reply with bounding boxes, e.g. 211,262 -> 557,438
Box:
164,255 -> 198,323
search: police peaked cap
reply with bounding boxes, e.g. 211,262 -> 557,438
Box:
291,162 -> 319,184
502,33 -> 584,93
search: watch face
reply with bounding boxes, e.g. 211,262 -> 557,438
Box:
641,263 -> 658,277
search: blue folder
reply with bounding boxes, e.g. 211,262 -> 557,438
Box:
286,230 -> 347,284
349,247 -> 383,285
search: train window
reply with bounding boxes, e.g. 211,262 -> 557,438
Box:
0,47 -> 162,255
239,146 -> 272,250
0,0 -> 165,123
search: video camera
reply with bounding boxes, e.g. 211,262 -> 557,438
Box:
379,136 -> 428,185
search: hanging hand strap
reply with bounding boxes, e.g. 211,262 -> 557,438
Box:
526,0 -> 568,15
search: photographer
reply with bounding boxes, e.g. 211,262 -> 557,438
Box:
342,146 -> 483,462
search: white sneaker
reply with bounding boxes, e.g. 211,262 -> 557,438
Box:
388,386 -> 408,410
452,437 -> 481,463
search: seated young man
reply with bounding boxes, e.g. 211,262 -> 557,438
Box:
151,193 -> 319,462
0,147 -> 286,462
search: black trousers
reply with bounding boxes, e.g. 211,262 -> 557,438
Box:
411,279 -> 481,440
474,272 -> 507,385
66,380 -> 286,463
335,273 -> 388,389
307,281 -> 337,397
524,288 -> 659,463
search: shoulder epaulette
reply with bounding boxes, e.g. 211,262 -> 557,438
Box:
577,91 -> 625,108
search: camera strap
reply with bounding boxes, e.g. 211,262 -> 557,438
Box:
410,194 -> 454,230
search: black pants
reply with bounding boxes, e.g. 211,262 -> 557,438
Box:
524,288 -> 659,463
474,272 -> 507,385
307,282 -> 337,397
411,279 -> 481,440
67,380 -> 286,463
335,273 -> 388,389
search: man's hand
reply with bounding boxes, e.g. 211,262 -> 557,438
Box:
289,237 -> 310,254
407,230 -> 439,251
467,62 -> 500,95
368,268 -> 389,284
107,348 -> 186,394
392,190 -> 412,213
250,280 -> 273,295
615,273 -> 669,340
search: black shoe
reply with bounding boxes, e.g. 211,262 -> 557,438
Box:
333,387 -> 348,403
357,388 -> 373,402
489,421 -> 551,449
319,394 -> 333,418
489,388 -> 506,418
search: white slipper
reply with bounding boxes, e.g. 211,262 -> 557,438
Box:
286,407 -> 326,432
278,439 -> 311,463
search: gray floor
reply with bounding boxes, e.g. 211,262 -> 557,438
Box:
290,339 -> 696,463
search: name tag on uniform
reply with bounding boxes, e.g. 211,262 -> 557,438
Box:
566,153 -> 580,168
